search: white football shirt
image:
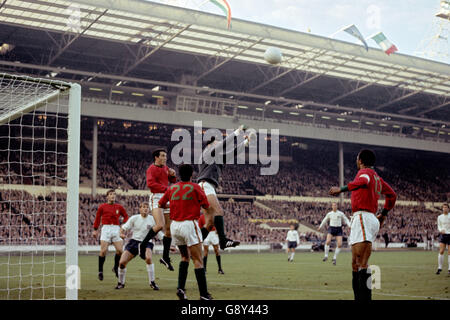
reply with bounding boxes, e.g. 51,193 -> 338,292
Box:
437,214 -> 450,234
286,230 -> 300,243
121,214 -> 163,242
319,210 -> 351,229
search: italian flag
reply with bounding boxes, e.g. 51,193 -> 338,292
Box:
370,32 -> 398,55
210,0 -> 232,29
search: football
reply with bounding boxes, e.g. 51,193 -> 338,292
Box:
264,47 -> 283,64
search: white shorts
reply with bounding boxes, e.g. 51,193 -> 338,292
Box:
349,211 -> 380,246
203,230 -> 219,246
170,220 -> 203,247
198,181 -> 216,196
149,193 -> 170,214
100,225 -> 122,243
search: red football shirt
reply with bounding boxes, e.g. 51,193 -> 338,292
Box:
198,214 -> 216,231
158,182 -> 210,222
93,203 -> 129,230
146,164 -> 176,194
348,168 -> 397,214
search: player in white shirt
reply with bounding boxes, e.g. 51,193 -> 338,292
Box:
436,203 -> 450,275
285,224 -> 300,262
115,202 -> 163,290
318,202 -> 351,265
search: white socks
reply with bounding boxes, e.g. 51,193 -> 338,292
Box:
448,256 -> 450,271
438,254 -> 444,269
324,245 -> 330,258
118,267 -> 126,284
119,264 -> 155,285
147,263 -> 155,283
290,252 -> 295,261
333,247 -> 341,260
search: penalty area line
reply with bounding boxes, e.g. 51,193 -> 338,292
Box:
83,271 -> 450,300
156,276 -> 450,300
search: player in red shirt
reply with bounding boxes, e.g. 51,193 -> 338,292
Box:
140,148 -> 177,271
198,214 -> 224,274
158,164 -> 213,300
329,149 -> 396,301
92,189 -> 129,281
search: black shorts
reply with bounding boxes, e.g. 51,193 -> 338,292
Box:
288,241 -> 297,249
328,226 -> 343,237
439,234 -> 450,245
125,239 -> 154,256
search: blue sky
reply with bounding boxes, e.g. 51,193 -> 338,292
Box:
149,0 -> 447,63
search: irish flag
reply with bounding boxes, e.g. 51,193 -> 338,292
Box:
370,32 -> 398,55
210,0 -> 232,29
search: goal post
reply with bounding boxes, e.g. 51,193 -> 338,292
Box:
0,73 -> 81,300
66,82 -> 81,300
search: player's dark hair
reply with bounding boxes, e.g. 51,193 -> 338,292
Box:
106,189 -> 115,196
152,148 -> 167,161
179,164 -> 193,182
444,203 -> 449,208
358,149 -> 376,167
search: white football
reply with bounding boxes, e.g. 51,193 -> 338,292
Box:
264,47 -> 283,65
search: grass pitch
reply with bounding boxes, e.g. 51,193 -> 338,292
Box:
1,250 -> 449,300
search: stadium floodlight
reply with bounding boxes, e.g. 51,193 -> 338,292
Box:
0,73 -> 80,300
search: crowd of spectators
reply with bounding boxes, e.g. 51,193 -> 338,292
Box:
260,200 -> 442,245
2,117 -> 449,247
0,190 -> 445,246
4,117 -> 449,202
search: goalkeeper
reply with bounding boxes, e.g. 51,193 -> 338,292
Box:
197,125 -> 255,250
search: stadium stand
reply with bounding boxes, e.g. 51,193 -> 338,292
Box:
2,117 -> 449,246
0,189 -> 444,246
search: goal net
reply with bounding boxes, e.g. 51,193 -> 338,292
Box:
0,73 -> 80,300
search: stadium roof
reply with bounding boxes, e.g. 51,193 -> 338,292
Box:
0,0 -> 449,132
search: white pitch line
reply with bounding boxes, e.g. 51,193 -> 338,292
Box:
257,261 -> 434,270
168,278 -> 450,300
104,272 -> 449,300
